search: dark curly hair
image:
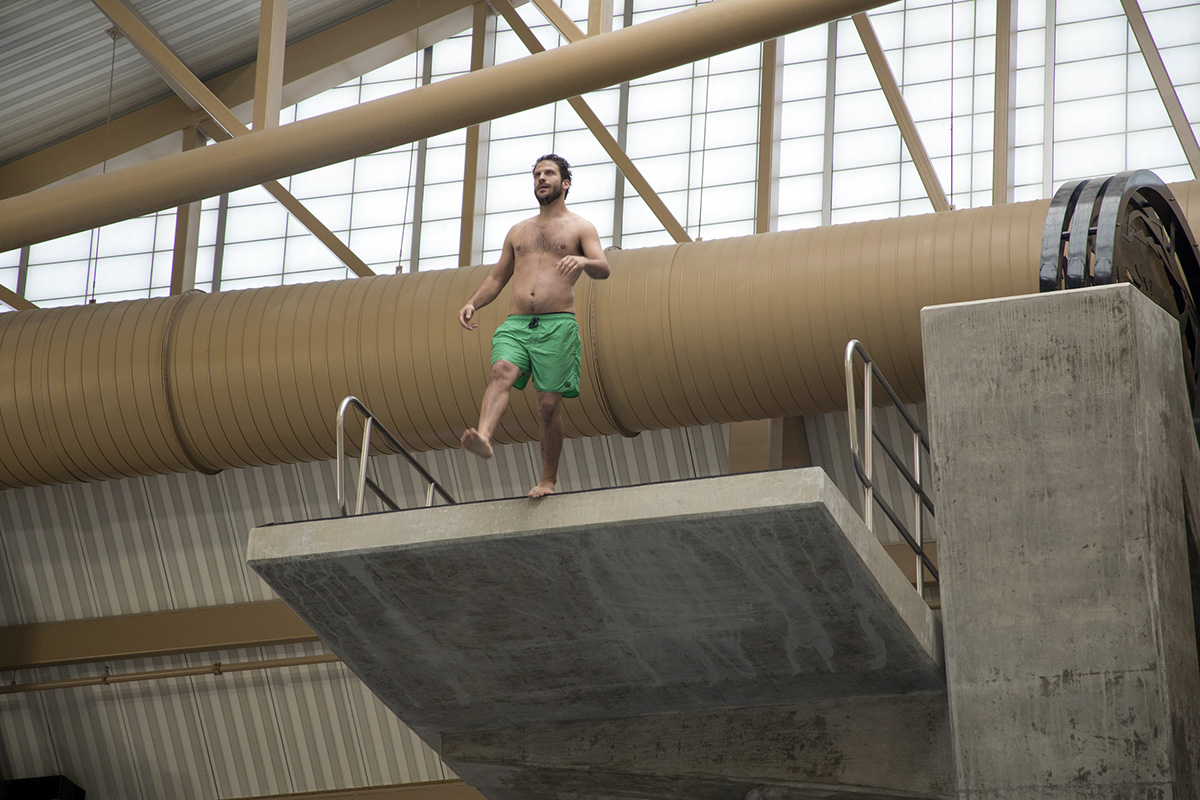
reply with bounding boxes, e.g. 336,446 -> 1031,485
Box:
533,154 -> 572,197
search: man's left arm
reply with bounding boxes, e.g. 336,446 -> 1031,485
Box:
555,219 -> 610,280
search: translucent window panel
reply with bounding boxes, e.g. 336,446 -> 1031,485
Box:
623,152 -> 689,193
693,183 -> 755,226
1145,5 -> 1200,49
348,226 -> 407,267
868,10 -> 905,51
832,163 -> 901,208
783,24 -> 828,61
421,183 -> 464,221
1128,126 -> 1187,167
198,207 -> 221,246
1055,1 -> 1122,26
625,117 -> 692,159
289,160 -> 355,200
363,56 -> 419,83
1054,95 -> 1127,140
493,29 -> 536,65
1014,105 -> 1045,146
833,127 -> 902,171
220,275 -> 284,292
1015,29 -> 1046,68
1014,144 -> 1044,187
621,229 -> 678,250
697,70 -> 759,114
297,194 -> 353,232
221,239 -> 287,280
228,184 -> 276,208
781,98 -> 826,139
89,217 -> 155,258
1159,44 -> 1200,86
360,80 -> 416,103
424,144 -> 467,184
779,137 -> 824,184
1055,56 -> 1125,102
781,62 -> 828,103
835,16 -> 866,55
419,219 -> 464,259
354,150 -> 419,193
1150,164 -> 1195,183
1053,133 -> 1127,182
29,230 -> 92,264
579,88 -> 621,121
485,173 -> 538,215
431,35 -> 472,78
568,200 -> 616,240
224,202 -> 290,244
622,192 -> 681,236
1056,16 -> 1128,61
541,130 -> 611,170
833,90 -> 896,132
901,43 -> 953,85
903,5 -> 953,48
698,220 -> 755,241
1015,66 -> 1046,108
0,250 -> 18,268
570,164 -> 617,206
698,144 -> 756,186
284,233 -> 349,273
1013,183 -> 1045,202
903,82 -> 953,122
490,136 -> 558,177
1126,89 -> 1172,131
1017,0 -> 1046,29
283,267 -> 351,285
707,41 -> 759,72
89,253 -> 154,295
294,86 -> 361,121
696,107 -> 757,149
831,200 -> 901,226
837,54 -> 881,95
195,246 -> 215,289
778,211 -> 824,231
25,260 -> 89,301
627,81 -> 695,122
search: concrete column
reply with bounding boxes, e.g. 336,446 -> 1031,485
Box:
922,284 -> 1200,798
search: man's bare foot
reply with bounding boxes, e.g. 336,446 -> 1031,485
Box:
527,479 -> 556,499
461,428 -> 493,459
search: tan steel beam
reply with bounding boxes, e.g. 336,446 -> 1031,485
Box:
500,0 -> 691,243
588,0 -> 614,37
0,0 -> 480,200
459,3 -> 497,267
1120,0 -> 1200,177
171,126 -> 205,294
254,0 -> 289,131
852,12 -> 951,213
0,599 -> 318,671
93,0 -> 376,277
756,38 -> 783,234
229,780 -> 486,800
0,283 -> 36,310
530,0 -> 584,43
993,0 -> 1016,205
0,0 -> 894,252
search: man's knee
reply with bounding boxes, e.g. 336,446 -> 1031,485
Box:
489,360 -> 521,385
535,392 -> 561,420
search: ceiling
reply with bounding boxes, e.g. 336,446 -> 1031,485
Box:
0,0 -> 397,168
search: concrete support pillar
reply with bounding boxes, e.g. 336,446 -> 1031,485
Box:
922,285 -> 1200,798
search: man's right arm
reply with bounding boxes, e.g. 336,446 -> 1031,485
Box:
459,231 -> 516,330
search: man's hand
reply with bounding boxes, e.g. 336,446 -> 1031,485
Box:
458,303 -> 478,330
555,255 -> 588,278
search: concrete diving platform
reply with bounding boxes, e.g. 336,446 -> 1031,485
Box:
248,467 -> 952,799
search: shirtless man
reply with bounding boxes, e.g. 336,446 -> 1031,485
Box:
458,154 -> 611,498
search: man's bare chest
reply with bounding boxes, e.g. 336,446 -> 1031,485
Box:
514,224 -> 578,257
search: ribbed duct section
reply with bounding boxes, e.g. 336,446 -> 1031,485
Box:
0,181 -> 1196,489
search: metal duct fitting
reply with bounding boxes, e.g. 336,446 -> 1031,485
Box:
0,177 -> 1197,489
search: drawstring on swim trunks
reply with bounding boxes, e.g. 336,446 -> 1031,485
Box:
528,317 -> 539,329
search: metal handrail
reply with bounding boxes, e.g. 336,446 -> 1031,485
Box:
844,340 -> 938,591
336,396 -> 456,516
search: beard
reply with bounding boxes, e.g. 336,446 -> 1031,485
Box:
536,184 -> 563,206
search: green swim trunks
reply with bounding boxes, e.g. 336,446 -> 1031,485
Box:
491,313 -> 582,398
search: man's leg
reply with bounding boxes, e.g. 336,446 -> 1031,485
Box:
529,390 -> 564,498
462,360 -> 522,459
